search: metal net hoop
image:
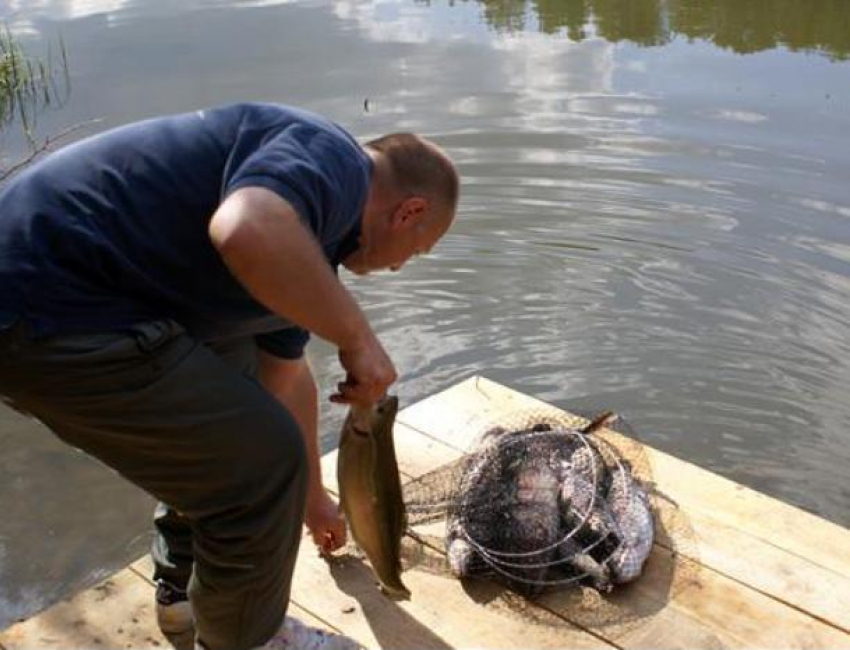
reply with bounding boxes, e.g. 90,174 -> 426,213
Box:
448,408 -> 640,588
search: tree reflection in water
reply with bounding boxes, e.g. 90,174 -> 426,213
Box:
443,0 -> 850,60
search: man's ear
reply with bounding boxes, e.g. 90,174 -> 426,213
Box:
391,196 -> 428,229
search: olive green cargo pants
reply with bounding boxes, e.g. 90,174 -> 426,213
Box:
0,319 -> 308,650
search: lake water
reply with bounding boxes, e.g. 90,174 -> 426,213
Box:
1,0 -> 849,628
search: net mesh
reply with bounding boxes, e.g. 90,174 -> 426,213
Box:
402,407 -> 655,595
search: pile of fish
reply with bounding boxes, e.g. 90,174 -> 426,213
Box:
445,413 -> 655,594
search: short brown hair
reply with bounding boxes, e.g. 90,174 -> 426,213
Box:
365,133 -> 459,215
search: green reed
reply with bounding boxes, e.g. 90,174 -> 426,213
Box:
0,23 -> 70,145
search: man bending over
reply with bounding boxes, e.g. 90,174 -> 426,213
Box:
0,103 -> 459,650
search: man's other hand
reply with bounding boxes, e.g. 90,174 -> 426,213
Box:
305,489 -> 347,555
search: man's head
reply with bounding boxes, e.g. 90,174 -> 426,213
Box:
342,133 -> 459,275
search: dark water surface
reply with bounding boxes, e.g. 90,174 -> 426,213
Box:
1,0 -> 849,627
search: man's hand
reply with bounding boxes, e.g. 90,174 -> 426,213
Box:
305,489 -> 347,555
330,333 -> 397,405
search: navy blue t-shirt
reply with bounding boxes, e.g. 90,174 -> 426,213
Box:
0,103 -> 372,358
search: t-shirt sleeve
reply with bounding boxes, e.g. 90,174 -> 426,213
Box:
223,125 -> 356,245
255,326 -> 311,359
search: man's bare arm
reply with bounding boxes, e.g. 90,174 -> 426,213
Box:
258,353 -> 323,504
258,351 -> 346,552
209,186 -> 395,403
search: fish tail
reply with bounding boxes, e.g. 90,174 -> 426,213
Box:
581,411 -> 618,434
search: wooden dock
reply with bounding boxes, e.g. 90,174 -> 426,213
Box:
2,376 -> 849,649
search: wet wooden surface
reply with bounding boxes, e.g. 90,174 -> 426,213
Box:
2,376 -> 849,649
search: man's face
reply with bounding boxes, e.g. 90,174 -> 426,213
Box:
343,200 -> 450,275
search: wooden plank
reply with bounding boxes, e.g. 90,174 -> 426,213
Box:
653,509 -> 850,632
646,449 -> 850,576
325,401 -> 850,648
0,558 -> 335,650
321,442 -> 743,650
292,531 -> 612,650
396,376 -> 850,629
0,567 -> 166,649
